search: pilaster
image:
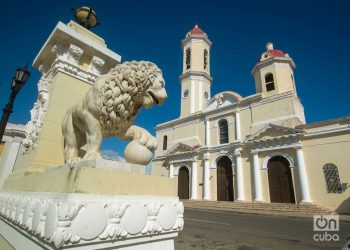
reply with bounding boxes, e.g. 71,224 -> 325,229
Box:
191,160 -> 198,200
234,148 -> 245,201
295,147 -> 312,203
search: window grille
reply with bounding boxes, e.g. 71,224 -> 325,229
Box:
323,164 -> 343,193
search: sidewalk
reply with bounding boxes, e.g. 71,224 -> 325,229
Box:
182,200 -> 350,222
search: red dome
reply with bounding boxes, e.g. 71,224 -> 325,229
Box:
258,43 -> 287,62
267,49 -> 286,57
189,24 -> 205,35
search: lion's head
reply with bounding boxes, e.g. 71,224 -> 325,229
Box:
96,61 -> 167,135
142,73 -> 167,109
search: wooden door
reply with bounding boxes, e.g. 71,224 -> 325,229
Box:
268,156 -> 295,203
178,167 -> 189,199
217,157 -> 234,201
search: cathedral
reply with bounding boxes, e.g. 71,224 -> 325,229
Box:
152,25 -> 350,212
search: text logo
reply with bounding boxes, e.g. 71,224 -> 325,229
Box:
313,215 -> 339,242
313,215 -> 339,231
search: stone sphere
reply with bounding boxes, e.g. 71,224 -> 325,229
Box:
124,140 -> 153,165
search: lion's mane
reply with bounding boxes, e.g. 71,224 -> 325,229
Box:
95,61 -> 162,137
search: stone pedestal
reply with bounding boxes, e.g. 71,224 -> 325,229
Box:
3,160 -> 177,196
0,191 -> 183,249
1,161 -> 182,249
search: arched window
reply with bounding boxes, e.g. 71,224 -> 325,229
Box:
163,136 -> 168,151
204,49 -> 208,70
323,164 -> 342,193
185,48 -> 191,70
218,119 -> 229,144
265,73 -> 275,91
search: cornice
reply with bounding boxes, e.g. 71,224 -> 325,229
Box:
33,21 -> 121,71
181,35 -> 212,49
304,126 -> 350,138
179,70 -> 213,83
251,56 -> 296,73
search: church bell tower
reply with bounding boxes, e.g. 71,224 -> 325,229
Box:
180,25 -> 212,118
252,42 -> 297,98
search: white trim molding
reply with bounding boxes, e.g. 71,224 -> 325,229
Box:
0,192 -> 183,249
261,152 -> 295,170
173,163 -> 191,176
210,153 -> 235,169
190,80 -> 195,113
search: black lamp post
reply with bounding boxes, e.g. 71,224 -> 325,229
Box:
0,66 -> 30,142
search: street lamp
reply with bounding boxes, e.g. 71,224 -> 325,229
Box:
0,66 -> 30,142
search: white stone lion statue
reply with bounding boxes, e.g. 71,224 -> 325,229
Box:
62,61 -> 167,163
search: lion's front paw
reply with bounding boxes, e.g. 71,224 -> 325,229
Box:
138,134 -> 157,151
83,151 -> 102,161
67,157 -> 82,164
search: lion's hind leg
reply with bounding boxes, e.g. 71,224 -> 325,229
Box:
62,109 -> 81,163
80,110 -> 103,161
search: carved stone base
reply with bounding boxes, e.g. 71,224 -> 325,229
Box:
3,161 -> 176,196
0,191 -> 183,249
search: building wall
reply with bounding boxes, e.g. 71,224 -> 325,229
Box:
154,115 -> 350,212
301,132 -> 350,211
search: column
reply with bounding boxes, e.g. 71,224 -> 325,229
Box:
296,147 -> 312,203
205,118 -> 210,146
0,137 -> 22,188
235,110 -> 241,141
252,152 -> 263,202
191,161 -> 198,199
203,155 -> 211,200
169,163 -> 174,178
235,150 -> 245,201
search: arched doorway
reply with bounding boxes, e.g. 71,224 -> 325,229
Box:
178,166 -> 189,199
217,156 -> 234,201
268,156 -> 295,203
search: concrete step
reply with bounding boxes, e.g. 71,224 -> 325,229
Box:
182,200 -> 334,215
185,204 -> 330,212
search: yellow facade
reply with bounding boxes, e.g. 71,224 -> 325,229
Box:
153,26 -> 350,213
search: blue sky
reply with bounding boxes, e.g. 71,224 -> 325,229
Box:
0,0 -> 349,156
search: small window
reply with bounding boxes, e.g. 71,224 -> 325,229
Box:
218,119 -> 229,144
182,89 -> 189,98
204,49 -> 208,70
185,48 -> 191,70
265,73 -> 275,91
204,91 -> 209,99
163,136 -> 168,151
323,164 -> 342,193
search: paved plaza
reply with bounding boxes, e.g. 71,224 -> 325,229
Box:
175,209 -> 350,250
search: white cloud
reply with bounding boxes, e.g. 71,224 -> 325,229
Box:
101,150 -> 124,162
145,162 -> 153,175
